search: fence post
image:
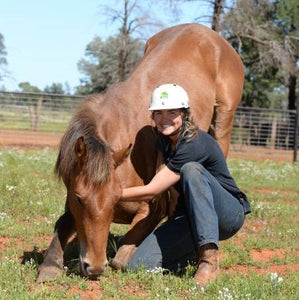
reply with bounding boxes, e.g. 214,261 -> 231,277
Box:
29,105 -> 35,130
270,115 -> 277,150
34,98 -> 42,131
293,98 -> 299,162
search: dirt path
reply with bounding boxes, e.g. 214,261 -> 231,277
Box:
0,129 -> 294,161
0,129 -> 62,149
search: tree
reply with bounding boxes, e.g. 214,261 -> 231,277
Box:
275,0 -> 299,110
18,82 -> 41,93
100,0 -> 162,82
165,0 -> 298,109
77,34 -> 144,94
0,33 -> 8,82
44,82 -> 66,94
77,0 -> 163,94
165,0 -> 228,32
221,0 -> 299,109
211,0 -> 225,32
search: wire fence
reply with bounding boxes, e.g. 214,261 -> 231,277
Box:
1,91 -> 298,161
231,106 -> 298,161
0,91 -> 83,132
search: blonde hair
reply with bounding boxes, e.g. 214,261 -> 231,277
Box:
180,109 -> 199,141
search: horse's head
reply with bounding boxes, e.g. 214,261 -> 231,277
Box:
58,135 -> 131,279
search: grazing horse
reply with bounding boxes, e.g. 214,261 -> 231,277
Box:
37,23 -> 244,282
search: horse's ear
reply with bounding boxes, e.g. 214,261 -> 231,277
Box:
112,144 -> 133,168
74,136 -> 87,161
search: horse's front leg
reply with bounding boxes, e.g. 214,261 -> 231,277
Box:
111,200 -> 167,271
37,210 -> 75,283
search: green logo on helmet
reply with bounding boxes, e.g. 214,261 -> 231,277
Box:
160,91 -> 168,99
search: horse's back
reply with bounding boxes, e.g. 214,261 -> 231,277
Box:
143,23 -> 244,105
144,23 -> 243,73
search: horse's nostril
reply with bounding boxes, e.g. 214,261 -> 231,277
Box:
81,259 -> 107,279
83,262 -> 90,273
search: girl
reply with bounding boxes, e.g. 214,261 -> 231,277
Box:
121,83 -> 250,287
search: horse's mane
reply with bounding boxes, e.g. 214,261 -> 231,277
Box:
55,95 -> 112,188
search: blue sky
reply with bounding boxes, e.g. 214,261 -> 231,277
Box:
0,0 -> 209,93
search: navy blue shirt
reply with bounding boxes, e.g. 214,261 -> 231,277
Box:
156,129 -> 251,214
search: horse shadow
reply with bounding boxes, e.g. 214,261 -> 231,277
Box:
21,233 -> 123,276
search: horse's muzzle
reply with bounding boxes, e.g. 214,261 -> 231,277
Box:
81,259 -> 108,280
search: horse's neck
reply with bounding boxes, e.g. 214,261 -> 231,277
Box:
98,82 -> 152,150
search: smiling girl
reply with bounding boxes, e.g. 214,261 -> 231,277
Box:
121,84 -> 251,287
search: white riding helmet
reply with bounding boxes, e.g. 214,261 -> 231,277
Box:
149,83 -> 189,111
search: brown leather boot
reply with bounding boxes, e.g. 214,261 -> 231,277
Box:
194,243 -> 219,288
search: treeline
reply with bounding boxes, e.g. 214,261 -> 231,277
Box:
0,0 -> 298,110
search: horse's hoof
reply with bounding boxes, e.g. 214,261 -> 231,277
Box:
36,266 -> 63,283
110,259 -> 125,271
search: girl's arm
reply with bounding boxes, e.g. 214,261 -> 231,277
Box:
121,165 -> 180,202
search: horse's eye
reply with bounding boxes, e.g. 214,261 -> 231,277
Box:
75,194 -> 83,206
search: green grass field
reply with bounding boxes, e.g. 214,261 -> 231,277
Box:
0,149 -> 299,299
0,108 -> 71,132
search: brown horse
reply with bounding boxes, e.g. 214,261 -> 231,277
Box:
37,23 -> 244,282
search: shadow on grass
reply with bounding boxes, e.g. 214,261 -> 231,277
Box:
21,232 -> 123,276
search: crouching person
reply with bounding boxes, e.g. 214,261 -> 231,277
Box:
120,84 -> 251,287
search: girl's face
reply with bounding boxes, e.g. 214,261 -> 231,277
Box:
152,109 -> 184,137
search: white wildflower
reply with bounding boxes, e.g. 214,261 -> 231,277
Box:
270,272 -> 283,285
6,185 -> 16,192
218,287 -> 233,300
0,212 -> 8,219
147,267 -> 167,274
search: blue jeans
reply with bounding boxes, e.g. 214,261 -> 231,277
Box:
127,162 -> 245,273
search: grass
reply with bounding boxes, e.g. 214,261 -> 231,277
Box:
0,108 -> 71,132
0,149 -> 299,299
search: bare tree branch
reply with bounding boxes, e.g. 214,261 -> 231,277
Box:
99,0 -> 163,82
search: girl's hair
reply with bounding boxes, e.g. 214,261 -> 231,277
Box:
180,108 -> 199,141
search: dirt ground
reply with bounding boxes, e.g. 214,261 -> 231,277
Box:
0,129 -> 63,150
0,129 -> 295,162
1,222 -> 299,299
1,129 -> 298,299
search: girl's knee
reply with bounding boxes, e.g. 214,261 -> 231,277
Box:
127,254 -> 162,272
126,234 -> 162,271
180,162 -> 206,179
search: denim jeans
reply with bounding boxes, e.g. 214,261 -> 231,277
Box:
127,162 -> 245,273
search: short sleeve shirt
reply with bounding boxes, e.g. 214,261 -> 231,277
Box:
156,129 -> 243,198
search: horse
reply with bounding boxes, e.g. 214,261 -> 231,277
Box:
37,23 -> 244,282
